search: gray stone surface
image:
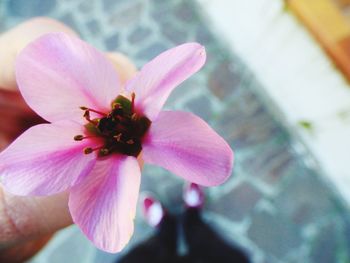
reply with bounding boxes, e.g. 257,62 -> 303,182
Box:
7,0 -> 56,17
185,95 -> 214,120
247,210 -> 302,259
275,171 -> 336,225
1,0 -> 349,262
309,223 -> 338,263
208,182 -> 262,221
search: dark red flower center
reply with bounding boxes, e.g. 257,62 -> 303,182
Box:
74,94 -> 151,157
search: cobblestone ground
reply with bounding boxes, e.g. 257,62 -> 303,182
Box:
1,0 -> 350,262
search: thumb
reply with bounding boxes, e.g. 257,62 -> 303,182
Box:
0,187 -> 71,248
0,17 -> 78,91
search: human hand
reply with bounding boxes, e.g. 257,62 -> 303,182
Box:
0,17 -> 136,263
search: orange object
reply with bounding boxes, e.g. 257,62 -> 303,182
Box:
287,0 -> 350,82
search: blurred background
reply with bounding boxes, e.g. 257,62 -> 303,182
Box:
1,0 -> 350,262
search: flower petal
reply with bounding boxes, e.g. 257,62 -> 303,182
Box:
69,155 -> 141,253
0,121 -> 96,196
142,111 -> 233,186
16,33 -> 121,123
126,43 -> 206,120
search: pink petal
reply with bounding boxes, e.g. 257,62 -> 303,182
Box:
69,155 -> 141,253
126,43 -> 206,120
142,111 -> 233,186
0,121 -> 96,196
16,33 -> 121,123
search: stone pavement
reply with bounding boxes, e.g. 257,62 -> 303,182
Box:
1,0 -> 350,262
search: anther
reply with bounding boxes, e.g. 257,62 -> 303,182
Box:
114,133 -> 122,142
112,102 -> 121,110
74,135 -> 97,141
84,147 -> 93,154
83,110 -> 90,118
126,139 -> 134,145
99,148 -> 109,156
131,113 -> 138,121
131,92 -> 135,112
74,135 -> 84,141
83,110 -> 98,125
80,106 -> 107,116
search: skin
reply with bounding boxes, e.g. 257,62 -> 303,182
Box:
0,17 -> 137,263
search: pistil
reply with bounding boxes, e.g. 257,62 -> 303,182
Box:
74,94 -> 151,157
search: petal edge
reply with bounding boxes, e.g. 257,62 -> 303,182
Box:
126,43 -> 206,120
142,111 -> 233,186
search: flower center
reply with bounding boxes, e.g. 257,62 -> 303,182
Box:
74,93 -> 151,157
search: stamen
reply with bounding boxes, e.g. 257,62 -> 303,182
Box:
84,147 -> 93,154
80,106 -> 107,116
74,135 -> 98,141
74,135 -> 84,141
114,133 -> 122,142
112,102 -> 121,110
83,145 -> 105,154
99,148 -> 109,156
126,139 -> 134,145
83,110 -> 98,125
79,94 -> 150,158
131,92 -> 135,113
131,113 -> 137,121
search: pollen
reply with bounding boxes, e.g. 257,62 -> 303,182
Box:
75,94 -> 151,157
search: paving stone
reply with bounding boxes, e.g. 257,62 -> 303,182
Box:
310,223 -> 338,263
337,215 -> 350,261
140,166 -> 184,213
104,33 -> 120,51
241,136 -> 295,184
215,89 -> 285,150
150,1 -> 173,24
174,1 -> 197,23
274,172 -> 336,225
248,210 -> 302,259
164,77 -> 201,107
136,42 -> 169,61
49,227 -> 95,263
185,95 -> 213,120
108,2 -> 145,28
196,24 -> 216,46
102,0 -> 138,12
7,0 -> 56,17
128,26 -> 152,44
86,19 -> 101,35
208,60 -> 242,100
59,13 -> 81,35
161,21 -> 189,44
208,182 -> 262,221
78,1 -> 95,14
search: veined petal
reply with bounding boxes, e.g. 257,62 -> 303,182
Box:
126,43 -> 206,120
16,33 -> 121,123
69,155 -> 141,253
142,111 -> 233,186
0,121 -> 96,196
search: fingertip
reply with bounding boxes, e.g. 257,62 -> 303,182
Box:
105,52 -> 138,85
0,17 -> 78,91
0,186 -> 72,245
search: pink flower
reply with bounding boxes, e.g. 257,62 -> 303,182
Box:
0,33 -> 233,252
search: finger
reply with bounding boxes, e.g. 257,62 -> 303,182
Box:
0,19 -> 76,248
0,186 -> 71,247
0,234 -> 52,263
0,17 -> 78,91
105,52 -> 137,85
